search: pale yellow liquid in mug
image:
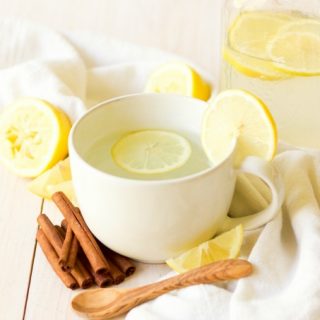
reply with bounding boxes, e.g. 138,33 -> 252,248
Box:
85,130 -> 211,181
221,11 -> 320,149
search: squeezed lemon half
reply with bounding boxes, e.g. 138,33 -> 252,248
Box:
145,62 -> 211,100
112,130 -> 192,175
166,225 -> 244,273
0,98 -> 71,177
202,89 -> 277,167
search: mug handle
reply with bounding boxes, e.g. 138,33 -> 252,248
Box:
218,156 -> 284,232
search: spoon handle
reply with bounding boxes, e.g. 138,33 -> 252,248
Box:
131,258 -> 252,297
161,258 -> 251,287
96,259 -> 252,319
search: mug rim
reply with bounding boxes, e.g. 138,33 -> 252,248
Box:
69,93 -> 236,186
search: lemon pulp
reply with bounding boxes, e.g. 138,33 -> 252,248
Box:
0,98 -> 71,177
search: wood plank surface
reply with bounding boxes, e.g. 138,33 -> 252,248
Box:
0,166 -> 42,320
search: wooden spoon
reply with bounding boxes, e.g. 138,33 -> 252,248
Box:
72,259 -> 253,319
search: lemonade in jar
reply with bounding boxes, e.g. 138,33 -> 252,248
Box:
220,0 -> 320,149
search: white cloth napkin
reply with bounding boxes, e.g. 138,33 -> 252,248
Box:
0,18 -> 205,116
1,18 -> 320,320
127,149 -> 320,320
0,19 -> 86,122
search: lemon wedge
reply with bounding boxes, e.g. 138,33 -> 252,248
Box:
268,31 -> 320,75
112,130 -> 191,175
0,98 -> 71,177
145,62 -> 211,100
225,11 -> 292,79
28,157 -> 75,200
166,225 -> 243,273
202,89 -> 277,166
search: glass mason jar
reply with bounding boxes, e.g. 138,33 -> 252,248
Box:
220,0 -> 320,149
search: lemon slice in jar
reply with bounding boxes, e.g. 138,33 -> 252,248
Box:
268,31 -> 320,76
228,11 -> 293,59
225,11 -> 293,80
223,46 -> 289,80
112,130 -> 192,175
278,18 -> 320,36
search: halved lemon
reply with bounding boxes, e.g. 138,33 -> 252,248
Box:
0,98 -> 71,177
166,224 -> 243,273
202,89 -> 277,166
112,130 -> 191,175
268,31 -> 320,75
145,62 -> 211,100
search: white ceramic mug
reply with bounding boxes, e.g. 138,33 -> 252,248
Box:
69,93 -> 284,262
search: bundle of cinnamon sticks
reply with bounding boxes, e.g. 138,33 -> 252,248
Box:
36,191 -> 135,290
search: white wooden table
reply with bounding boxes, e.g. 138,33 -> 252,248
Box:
0,1 -> 223,319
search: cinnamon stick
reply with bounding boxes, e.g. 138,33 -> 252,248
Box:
102,246 -> 136,277
79,252 -> 114,288
37,214 -> 62,253
59,225 -> 79,271
56,226 -> 93,289
96,238 -> 135,277
37,214 -> 93,289
108,259 -> 125,284
72,209 -> 126,283
61,219 -> 68,231
93,272 -> 114,288
36,229 -> 78,290
52,192 -> 110,275
62,211 -> 125,284
71,208 -> 133,279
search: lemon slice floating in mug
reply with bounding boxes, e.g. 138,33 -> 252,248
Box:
112,130 -> 191,175
0,98 -> 71,177
145,62 -> 211,100
166,224 -> 243,273
202,89 -> 277,166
